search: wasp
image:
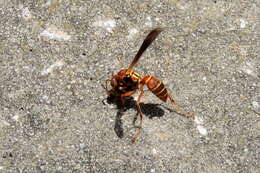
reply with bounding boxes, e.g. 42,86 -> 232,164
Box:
104,28 -> 194,143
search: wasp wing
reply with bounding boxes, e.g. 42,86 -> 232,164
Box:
127,28 -> 162,71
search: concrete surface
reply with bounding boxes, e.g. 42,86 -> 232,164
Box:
0,0 -> 259,172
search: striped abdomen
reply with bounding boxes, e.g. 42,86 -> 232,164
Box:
142,75 -> 168,102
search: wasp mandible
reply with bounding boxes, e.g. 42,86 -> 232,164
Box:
104,28 -> 194,143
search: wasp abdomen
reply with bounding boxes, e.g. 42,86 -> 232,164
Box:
142,75 -> 168,102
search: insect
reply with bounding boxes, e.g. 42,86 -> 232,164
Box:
104,28 -> 194,143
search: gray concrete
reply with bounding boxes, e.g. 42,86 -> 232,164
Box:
0,0 -> 259,172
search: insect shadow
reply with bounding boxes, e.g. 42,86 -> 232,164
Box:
104,95 -> 165,138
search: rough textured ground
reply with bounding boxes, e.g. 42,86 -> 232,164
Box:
0,0 -> 259,172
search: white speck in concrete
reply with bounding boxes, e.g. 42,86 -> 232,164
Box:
197,125 -> 208,136
0,120 -> 10,127
240,19 -> 247,28
202,76 -> 207,81
240,61 -> 257,78
41,60 -> 65,76
151,148 -> 157,155
40,95 -> 51,104
144,16 -> 153,27
176,1 -> 189,10
12,114 -> 20,121
93,18 -> 116,33
127,28 -> 138,40
45,0 -> 52,6
242,67 -> 253,76
21,7 -> 32,20
194,116 -> 203,124
40,25 -> 71,41
240,46 -> 248,56
194,116 -> 208,136
252,100 -> 259,110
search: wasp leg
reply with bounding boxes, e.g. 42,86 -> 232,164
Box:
120,91 -> 136,105
131,84 -> 145,143
101,79 -> 112,95
167,95 -> 194,120
105,79 -> 111,94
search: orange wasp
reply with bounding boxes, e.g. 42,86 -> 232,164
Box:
104,28 -> 194,143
